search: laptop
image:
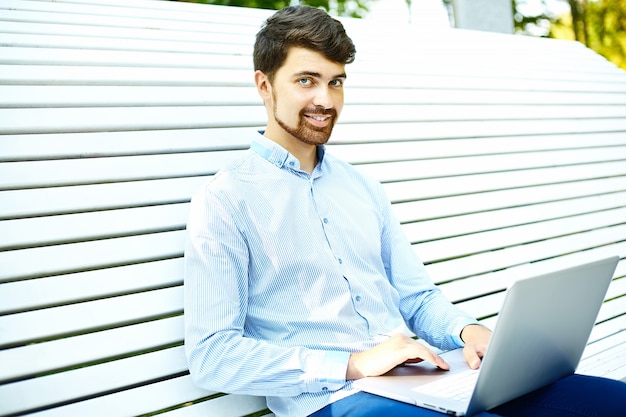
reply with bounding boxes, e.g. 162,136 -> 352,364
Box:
355,256 -> 619,416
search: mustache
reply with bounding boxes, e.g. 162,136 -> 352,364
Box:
301,106 -> 337,117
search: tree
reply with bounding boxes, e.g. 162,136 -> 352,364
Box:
512,0 -> 626,70
567,0 -> 588,43
582,0 -> 626,69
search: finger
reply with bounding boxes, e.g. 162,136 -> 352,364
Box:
463,344 -> 482,370
403,344 -> 449,370
434,354 -> 450,370
391,334 -> 451,370
417,349 -> 450,370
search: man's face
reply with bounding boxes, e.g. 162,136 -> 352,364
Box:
263,47 -> 346,147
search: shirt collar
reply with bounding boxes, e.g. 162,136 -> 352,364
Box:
250,132 -> 326,172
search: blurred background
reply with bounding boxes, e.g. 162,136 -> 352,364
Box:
170,0 -> 626,71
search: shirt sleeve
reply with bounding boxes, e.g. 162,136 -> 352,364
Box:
184,183 -> 349,397
374,182 -> 479,351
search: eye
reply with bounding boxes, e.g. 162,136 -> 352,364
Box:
298,78 -> 312,86
330,79 -> 344,88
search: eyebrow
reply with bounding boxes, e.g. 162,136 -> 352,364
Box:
294,71 -> 347,80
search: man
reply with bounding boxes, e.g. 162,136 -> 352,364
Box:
184,6 -> 626,417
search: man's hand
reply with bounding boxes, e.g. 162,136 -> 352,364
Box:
346,333 -> 449,380
460,324 -> 492,369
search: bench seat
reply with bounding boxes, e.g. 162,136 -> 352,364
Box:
1,0 -> 625,416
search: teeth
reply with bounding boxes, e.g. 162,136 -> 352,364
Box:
310,115 -> 327,121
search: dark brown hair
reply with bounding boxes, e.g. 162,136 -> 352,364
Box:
253,6 -> 356,82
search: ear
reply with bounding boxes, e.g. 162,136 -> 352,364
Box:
254,70 -> 272,103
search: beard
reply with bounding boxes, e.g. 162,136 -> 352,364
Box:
272,92 -> 338,146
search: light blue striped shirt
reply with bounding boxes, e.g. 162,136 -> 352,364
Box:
184,132 -> 478,417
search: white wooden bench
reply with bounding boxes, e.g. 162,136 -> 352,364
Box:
1,0 -> 625,416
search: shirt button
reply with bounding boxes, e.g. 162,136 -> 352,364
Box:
323,218 -> 329,224
337,258 -> 343,264
322,387 -> 328,391
288,161 -> 295,166
355,296 -> 362,302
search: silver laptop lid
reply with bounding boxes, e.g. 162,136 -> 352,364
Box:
466,256 -> 618,415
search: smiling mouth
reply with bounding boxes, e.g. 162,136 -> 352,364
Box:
304,113 -> 332,127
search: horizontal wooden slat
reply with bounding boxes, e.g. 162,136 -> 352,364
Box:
425,226 -> 626,282
393,177 -> 626,223
579,340 -> 626,380
0,19 -> 254,45
0,127 -> 252,162
439,246 -> 626,305
160,394 -> 271,417
0,203 -> 188,250
415,208 -> 626,263
347,70 -> 626,92
22,376 -> 267,417
0,0 -> 269,26
457,273 -> 625,324
0,106 -> 265,135
347,88 -> 626,105
0,46 -> 252,69
332,132 -> 626,163
0,65 -> 253,87
583,315 -> 626,358
0,230 -> 185,282
465,280 -> 626,336
597,292 -> 626,327
331,119 -> 626,144
21,376 -> 215,417
403,192 -> 626,242
0,85 -> 260,108
0,316 -> 184,382
0,8 -> 260,35
0,176 -> 207,220
0,149 -> 243,189
0,286 -> 182,347
362,146 -> 626,180
383,161 -> 626,201
587,317 -> 626,349
0,258 -> 183,313
0,345 -> 189,416
0,32 -> 253,55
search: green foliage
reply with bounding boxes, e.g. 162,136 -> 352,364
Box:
584,0 -> 626,69
176,0 -> 288,10
171,0 -> 372,17
512,0 -> 626,71
511,0 -> 557,36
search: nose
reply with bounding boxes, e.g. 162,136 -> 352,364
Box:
313,85 -> 334,109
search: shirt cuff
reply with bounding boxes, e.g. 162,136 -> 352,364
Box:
306,350 -> 350,393
449,317 -> 480,348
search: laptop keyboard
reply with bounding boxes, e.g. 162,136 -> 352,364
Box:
412,369 -> 479,401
